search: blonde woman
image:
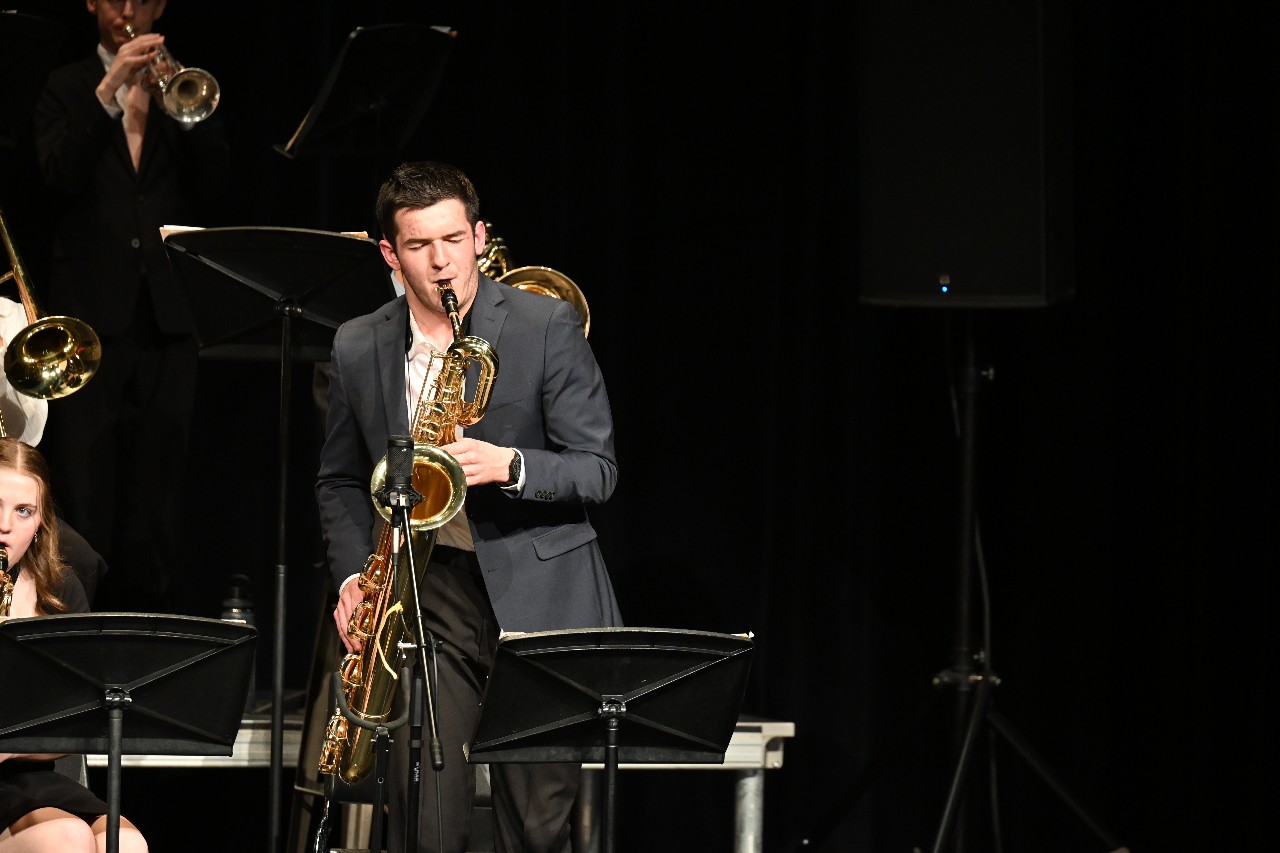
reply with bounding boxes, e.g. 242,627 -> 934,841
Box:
0,438 -> 147,852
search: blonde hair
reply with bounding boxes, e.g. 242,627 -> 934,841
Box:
0,437 -> 70,614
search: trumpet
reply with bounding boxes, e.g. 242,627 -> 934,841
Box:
124,24 -> 220,124
0,206 -> 102,401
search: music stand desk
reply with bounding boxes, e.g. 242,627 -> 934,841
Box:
86,710 -> 306,770
0,614 -> 255,853
469,627 -> 756,853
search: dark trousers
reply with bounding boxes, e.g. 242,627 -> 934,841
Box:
387,545 -> 579,853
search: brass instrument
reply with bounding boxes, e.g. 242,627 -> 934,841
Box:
0,206 -> 102,400
0,548 -> 11,618
479,222 -> 590,337
124,24 -> 220,124
318,283 -> 499,785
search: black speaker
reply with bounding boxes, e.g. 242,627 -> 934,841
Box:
855,0 -> 1075,308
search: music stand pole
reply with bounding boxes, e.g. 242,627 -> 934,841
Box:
105,692 -> 126,853
270,302 -> 302,853
600,704 -> 624,853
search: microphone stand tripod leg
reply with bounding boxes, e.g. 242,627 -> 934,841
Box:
401,513 -> 446,853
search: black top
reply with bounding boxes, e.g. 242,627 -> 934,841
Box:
0,569 -> 106,829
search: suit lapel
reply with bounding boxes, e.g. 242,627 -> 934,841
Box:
468,275 -> 508,348
375,299 -> 410,437
464,277 -> 507,441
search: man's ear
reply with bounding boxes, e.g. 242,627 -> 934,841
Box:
379,238 -> 400,270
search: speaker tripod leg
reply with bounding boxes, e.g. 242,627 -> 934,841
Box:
778,688 -> 945,852
985,708 -> 1128,852
929,673 -> 994,853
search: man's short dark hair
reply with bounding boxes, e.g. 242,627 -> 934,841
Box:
376,161 -> 480,245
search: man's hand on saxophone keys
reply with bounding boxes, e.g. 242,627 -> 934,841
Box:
441,437 -> 519,487
333,578 -> 365,654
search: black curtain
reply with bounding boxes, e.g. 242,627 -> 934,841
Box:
3,1 -> 1271,850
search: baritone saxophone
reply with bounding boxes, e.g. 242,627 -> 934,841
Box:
317,283 -> 498,785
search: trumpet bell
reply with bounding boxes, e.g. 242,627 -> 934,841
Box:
2,315 -> 102,400
498,265 -> 591,337
163,67 -> 220,124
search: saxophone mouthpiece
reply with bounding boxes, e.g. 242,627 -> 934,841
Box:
438,284 -> 463,337
438,282 -> 458,310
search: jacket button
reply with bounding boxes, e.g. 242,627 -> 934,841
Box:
130,238 -> 141,248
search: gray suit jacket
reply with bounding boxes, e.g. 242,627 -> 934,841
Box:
316,275 -> 621,632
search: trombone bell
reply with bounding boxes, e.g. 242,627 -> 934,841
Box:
4,317 -> 103,399
0,205 -> 103,399
498,266 -> 591,338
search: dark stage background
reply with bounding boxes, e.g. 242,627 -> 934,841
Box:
1,2 -> 1272,851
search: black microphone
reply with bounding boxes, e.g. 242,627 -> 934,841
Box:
376,435 -> 422,510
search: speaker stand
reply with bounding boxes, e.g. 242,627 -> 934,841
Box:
782,312 -> 1126,852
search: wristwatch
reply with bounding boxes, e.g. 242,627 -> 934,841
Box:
505,449 -> 522,486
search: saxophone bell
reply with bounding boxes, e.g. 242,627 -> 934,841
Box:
369,443 -> 466,529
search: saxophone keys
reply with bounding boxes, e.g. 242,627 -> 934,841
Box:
347,601 -> 376,642
339,653 -> 364,691
318,711 -> 348,776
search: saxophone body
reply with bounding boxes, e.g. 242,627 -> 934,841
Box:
318,285 -> 499,785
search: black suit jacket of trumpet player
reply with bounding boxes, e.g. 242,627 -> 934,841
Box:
30,52 -> 229,610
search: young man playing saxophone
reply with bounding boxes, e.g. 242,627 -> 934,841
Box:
317,160 -> 621,852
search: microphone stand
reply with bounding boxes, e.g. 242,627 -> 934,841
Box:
400,522 -> 446,853
378,437 -> 445,853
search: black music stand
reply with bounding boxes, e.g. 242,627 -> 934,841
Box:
164,227 -> 394,853
275,23 -> 456,166
0,613 -> 256,853
467,628 -> 754,853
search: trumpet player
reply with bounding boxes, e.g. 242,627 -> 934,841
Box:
32,0 -> 229,611
317,161 -> 621,853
